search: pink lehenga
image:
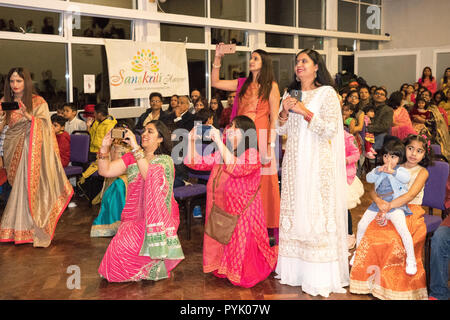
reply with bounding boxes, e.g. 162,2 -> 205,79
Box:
184,148 -> 278,288
98,153 -> 185,282
0,95 -> 73,247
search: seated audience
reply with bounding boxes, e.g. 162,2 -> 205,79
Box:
78,103 -> 117,202
62,102 -> 87,134
209,96 -> 224,128
136,92 -> 169,130
428,215 -> 450,300
389,91 -> 417,140
51,114 -> 71,168
366,87 -> 393,150
219,91 -> 235,129
418,66 -> 437,95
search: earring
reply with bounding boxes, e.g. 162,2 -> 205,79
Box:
296,76 -> 300,82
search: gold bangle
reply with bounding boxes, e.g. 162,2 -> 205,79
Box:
133,150 -> 145,161
278,114 -> 288,121
97,151 -> 109,160
212,63 -> 221,68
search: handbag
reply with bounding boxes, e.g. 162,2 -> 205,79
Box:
205,165 -> 260,245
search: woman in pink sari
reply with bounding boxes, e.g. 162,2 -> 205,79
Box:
0,67 -> 73,247
184,115 -> 278,288
97,120 -> 184,282
389,91 -> 417,140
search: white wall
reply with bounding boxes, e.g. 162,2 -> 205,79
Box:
378,0 -> 450,82
382,0 -> 450,50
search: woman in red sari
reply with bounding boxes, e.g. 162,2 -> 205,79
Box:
184,116 -> 278,287
211,45 -> 281,240
0,67 -> 73,247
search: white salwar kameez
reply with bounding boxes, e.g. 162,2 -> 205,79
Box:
275,85 -> 349,297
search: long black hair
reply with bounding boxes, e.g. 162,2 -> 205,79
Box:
288,49 -> 334,91
228,115 -> 258,157
239,49 -> 275,101
443,67 -> 450,84
421,66 -> 434,82
148,120 -> 172,156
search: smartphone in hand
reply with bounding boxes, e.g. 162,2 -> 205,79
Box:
218,44 -> 236,55
288,89 -> 302,113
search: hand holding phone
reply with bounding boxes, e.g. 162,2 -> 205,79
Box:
0,101 -> 20,111
216,43 -> 236,56
288,90 -> 302,113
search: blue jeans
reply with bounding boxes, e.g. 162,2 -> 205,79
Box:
429,225 -> 450,300
372,133 -> 387,150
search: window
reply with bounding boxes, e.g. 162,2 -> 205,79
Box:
338,0 -> 358,33
338,39 -> 356,52
269,53 -> 295,94
266,33 -> 294,49
187,50 -> 207,99
158,0 -> 205,17
72,16 -> 132,39
211,28 -> 248,46
0,39 -> 67,110
71,44 -> 135,108
72,0 -> 137,9
211,50 -> 249,100
0,6 -> 61,35
298,0 -> 325,29
299,36 -> 324,50
339,55 -> 355,74
266,0 -> 295,27
360,40 -> 379,51
160,24 -> 204,43
210,0 -> 250,22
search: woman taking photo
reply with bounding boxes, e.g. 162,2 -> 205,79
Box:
275,49 -> 348,297
184,115 -> 277,288
97,120 -> 184,282
211,44 -> 281,238
0,67 -> 73,247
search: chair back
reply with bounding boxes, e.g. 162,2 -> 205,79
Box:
431,144 -> 441,156
70,134 -> 90,163
423,160 -> 449,211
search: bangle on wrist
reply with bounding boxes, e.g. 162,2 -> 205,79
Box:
97,151 -> 110,160
212,63 -> 221,69
133,150 -> 145,161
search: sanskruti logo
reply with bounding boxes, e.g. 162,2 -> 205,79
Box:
110,48 -> 166,87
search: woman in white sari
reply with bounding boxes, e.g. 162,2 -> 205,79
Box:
275,49 -> 349,297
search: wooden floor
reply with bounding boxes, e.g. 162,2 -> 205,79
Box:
0,181 -> 378,300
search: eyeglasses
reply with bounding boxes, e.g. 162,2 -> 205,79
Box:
374,92 -> 385,96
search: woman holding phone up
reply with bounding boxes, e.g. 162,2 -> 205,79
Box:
0,67 -> 73,247
211,43 -> 281,241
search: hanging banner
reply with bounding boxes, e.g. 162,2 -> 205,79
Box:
104,40 -> 189,99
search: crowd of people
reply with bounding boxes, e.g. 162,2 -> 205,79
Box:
0,49 -> 448,300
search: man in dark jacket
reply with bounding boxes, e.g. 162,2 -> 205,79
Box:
366,87 -> 393,150
136,92 -> 170,130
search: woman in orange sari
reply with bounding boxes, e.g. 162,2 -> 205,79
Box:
211,45 -> 281,240
0,67 -> 73,247
350,134 -> 432,299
